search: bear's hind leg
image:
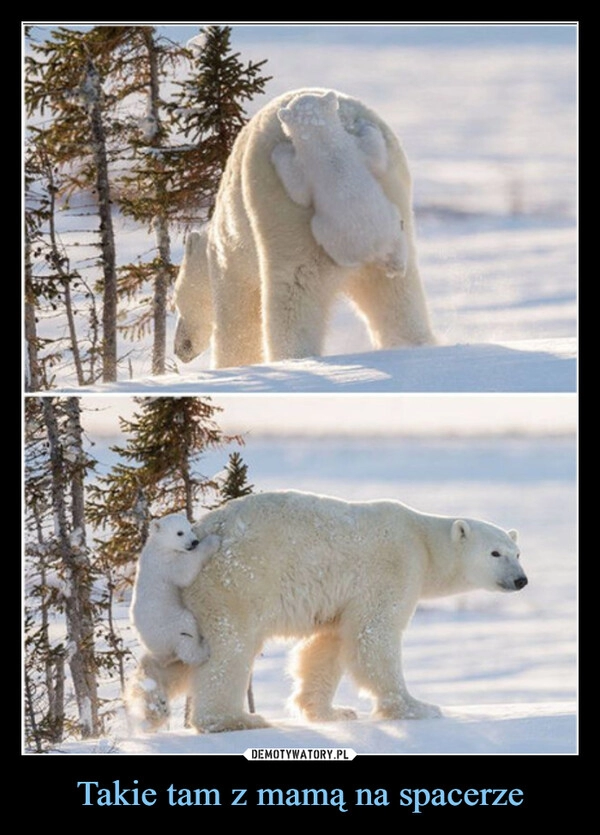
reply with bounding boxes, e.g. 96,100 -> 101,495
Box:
290,630 -> 358,722
345,262 -> 435,349
262,257 -> 342,362
188,636 -> 270,733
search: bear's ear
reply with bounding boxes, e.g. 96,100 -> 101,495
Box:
150,519 -> 161,535
451,519 -> 471,542
508,529 -> 518,543
323,90 -> 339,111
278,106 -> 292,125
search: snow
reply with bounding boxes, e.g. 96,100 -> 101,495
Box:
78,337 -> 576,393
61,704 -> 576,757
186,31 -> 208,55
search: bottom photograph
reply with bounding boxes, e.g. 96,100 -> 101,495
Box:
23,393 -> 577,756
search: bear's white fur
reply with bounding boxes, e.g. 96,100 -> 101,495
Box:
272,91 -> 408,274
129,513 -> 221,667
173,226 -> 211,366
130,491 -> 527,734
173,88 -> 435,369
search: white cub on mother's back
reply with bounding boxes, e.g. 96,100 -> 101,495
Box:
272,90 -> 408,274
129,513 -> 221,667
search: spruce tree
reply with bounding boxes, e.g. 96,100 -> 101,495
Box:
219,450 -> 255,502
87,397 -> 243,572
109,26 -> 185,375
167,25 -> 271,223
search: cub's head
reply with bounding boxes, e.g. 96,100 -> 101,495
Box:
451,518 -> 528,593
278,90 -> 339,136
148,513 -> 199,553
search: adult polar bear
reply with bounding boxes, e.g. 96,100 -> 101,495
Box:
138,491 -> 527,733
173,88 -> 435,368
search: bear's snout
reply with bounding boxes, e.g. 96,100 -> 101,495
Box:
186,539 -> 200,551
497,573 -> 528,592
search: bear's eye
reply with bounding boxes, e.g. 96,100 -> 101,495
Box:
177,531 -> 184,537
491,551 -> 501,558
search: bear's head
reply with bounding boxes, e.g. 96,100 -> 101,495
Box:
451,518 -> 528,593
148,513 -> 200,553
277,90 -> 340,137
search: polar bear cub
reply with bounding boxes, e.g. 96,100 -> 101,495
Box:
271,90 -> 408,274
130,513 -> 221,667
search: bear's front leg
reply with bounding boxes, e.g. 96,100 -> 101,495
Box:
345,608 -> 442,721
211,279 -> 264,369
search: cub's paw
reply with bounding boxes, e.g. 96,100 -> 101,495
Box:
177,637 -> 210,667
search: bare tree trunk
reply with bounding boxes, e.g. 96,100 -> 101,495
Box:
41,397 -> 100,738
39,560 -> 66,743
153,218 -> 170,375
24,239 -> 42,392
83,58 -> 118,383
106,575 -> 127,692
24,668 -> 44,753
44,159 -> 85,386
48,654 -> 66,742
143,29 -> 172,376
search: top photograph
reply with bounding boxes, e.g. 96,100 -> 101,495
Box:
23,23 -> 577,394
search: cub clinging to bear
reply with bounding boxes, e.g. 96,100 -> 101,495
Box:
129,512 -> 221,667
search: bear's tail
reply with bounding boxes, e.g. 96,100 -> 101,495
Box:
173,226 -> 214,363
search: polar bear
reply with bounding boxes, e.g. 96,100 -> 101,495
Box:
129,513 -> 221,667
173,88 -> 435,369
131,491 -> 527,734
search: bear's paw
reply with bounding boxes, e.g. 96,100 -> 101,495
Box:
195,712 -> 271,734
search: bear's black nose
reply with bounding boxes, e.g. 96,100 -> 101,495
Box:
187,539 -> 199,550
514,576 -> 528,590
